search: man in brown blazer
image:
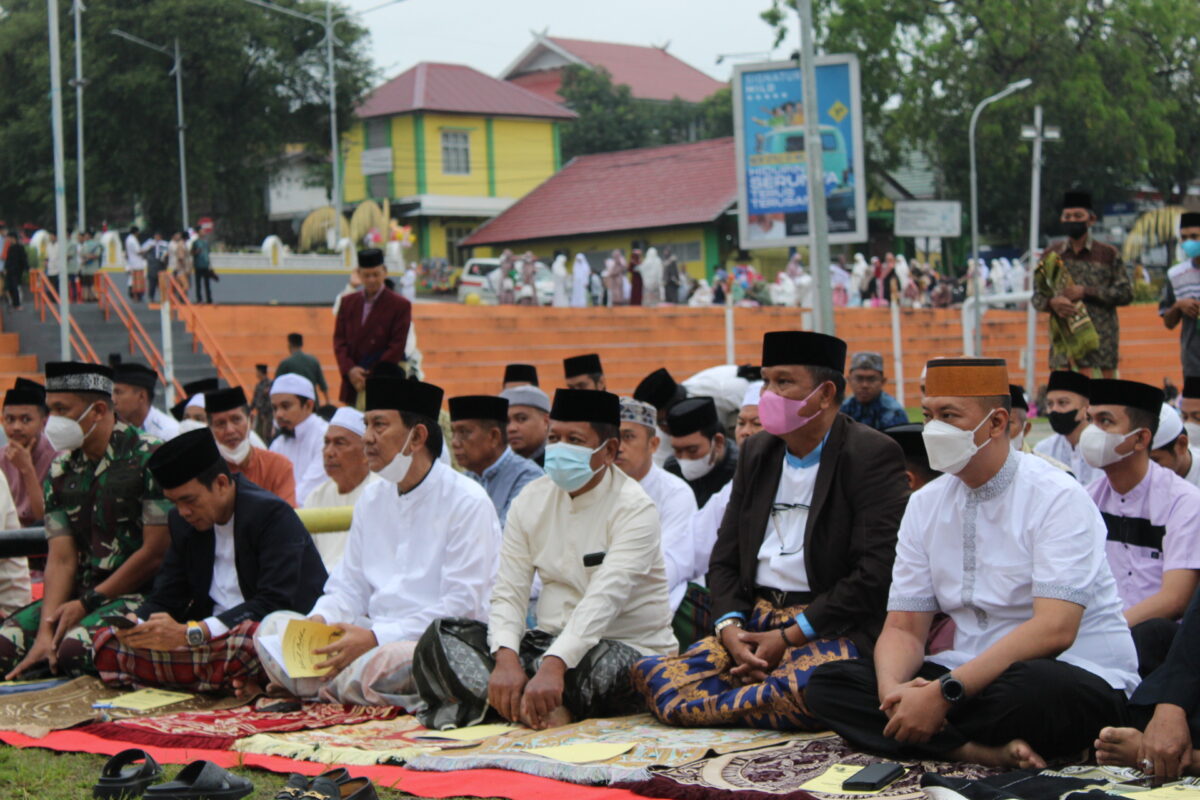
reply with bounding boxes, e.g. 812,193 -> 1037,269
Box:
333,249 -> 412,406
633,330 -> 909,730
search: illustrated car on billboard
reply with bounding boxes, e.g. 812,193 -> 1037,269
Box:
761,125 -> 855,226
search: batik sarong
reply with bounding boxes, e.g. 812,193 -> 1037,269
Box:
632,599 -> 856,730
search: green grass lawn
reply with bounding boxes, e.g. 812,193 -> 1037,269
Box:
0,747 -> 499,799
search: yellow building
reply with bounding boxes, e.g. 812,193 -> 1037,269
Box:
343,62 -> 576,263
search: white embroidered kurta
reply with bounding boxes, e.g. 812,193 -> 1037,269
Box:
270,413 -> 329,506
489,468 -> 677,667
311,461 -> 500,645
302,472 -> 382,569
1033,433 -> 1102,486
640,465 -> 699,611
889,451 -> 1139,696
143,406 -> 179,441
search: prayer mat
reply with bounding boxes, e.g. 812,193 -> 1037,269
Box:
82,698 -> 404,749
0,677 -> 70,695
232,716 -> 483,766
616,734 -> 997,800
0,676 -> 242,738
918,766 -> 1193,800
406,714 -> 807,785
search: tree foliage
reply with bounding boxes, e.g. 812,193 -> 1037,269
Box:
0,0 -> 375,243
558,65 -> 732,162
761,0 -> 1200,244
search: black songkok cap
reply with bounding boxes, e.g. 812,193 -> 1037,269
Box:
503,364 -> 539,386
1061,190 -> 1093,212
1185,376 -> 1200,399
736,364 -> 762,382
358,248 -> 384,268
5,378 -> 45,408
550,389 -> 620,426
1047,370 -> 1090,398
449,395 -> 509,424
1009,384 -> 1028,412
113,363 -> 158,391
184,377 -> 220,397
365,377 -> 444,420
45,362 -> 114,395
634,368 -> 683,410
885,423 -> 934,475
147,428 -> 223,490
761,331 -> 847,372
666,396 -> 718,438
1182,212 -> 1200,230
205,387 -> 248,415
1088,379 -> 1165,417
563,353 -> 602,379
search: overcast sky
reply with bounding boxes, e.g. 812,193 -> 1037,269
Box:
342,0 -> 789,84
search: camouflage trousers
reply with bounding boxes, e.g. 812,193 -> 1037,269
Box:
0,594 -> 142,677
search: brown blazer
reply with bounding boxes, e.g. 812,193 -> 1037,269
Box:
708,413 -> 909,656
333,287 -> 412,404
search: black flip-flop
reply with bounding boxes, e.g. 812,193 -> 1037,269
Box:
93,748 -> 164,799
143,761 -> 253,800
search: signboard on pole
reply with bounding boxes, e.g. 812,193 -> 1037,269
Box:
732,55 -> 866,248
894,200 -> 962,238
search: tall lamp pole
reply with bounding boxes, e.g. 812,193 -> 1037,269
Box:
796,0 -> 834,335
1019,106 -> 1060,396
70,0 -> 86,232
48,0 -> 72,359
969,77 -> 1031,355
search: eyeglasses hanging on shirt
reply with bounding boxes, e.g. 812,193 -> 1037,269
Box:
770,502 -> 810,555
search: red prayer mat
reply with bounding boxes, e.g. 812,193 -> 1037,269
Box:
0,729 -> 642,800
82,701 -> 402,749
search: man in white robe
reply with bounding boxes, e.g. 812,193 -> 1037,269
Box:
1034,370 -> 1101,485
252,377 -> 500,706
808,357 -> 1138,768
268,374 -> 329,505
301,407 -> 380,569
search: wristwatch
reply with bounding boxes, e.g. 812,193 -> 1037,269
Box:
185,621 -> 206,648
714,617 -> 744,636
80,589 -> 108,614
938,672 -> 965,704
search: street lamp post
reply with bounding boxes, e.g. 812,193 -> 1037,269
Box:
70,0 -> 86,232
47,0 -> 72,359
969,77 -> 1031,355
796,0 -> 834,335
1019,105 -> 1060,397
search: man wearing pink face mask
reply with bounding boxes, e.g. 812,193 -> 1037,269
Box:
633,331 -> 909,729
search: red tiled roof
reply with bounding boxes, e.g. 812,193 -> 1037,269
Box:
547,37 -> 726,103
357,62 -> 576,120
463,138 -> 735,246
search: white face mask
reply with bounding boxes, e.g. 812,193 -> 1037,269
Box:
45,402 -> 97,452
373,430 -> 415,484
1186,421 -> 1200,443
1079,424 -> 1144,469
217,437 -> 251,465
1010,431 -> 1025,453
921,412 -> 995,475
677,443 -> 718,481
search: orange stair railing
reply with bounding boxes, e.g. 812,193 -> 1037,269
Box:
95,273 -> 186,400
165,278 -> 243,389
30,270 -> 101,363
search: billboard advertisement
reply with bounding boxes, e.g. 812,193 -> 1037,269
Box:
733,55 -> 866,248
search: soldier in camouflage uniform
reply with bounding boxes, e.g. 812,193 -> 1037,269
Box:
0,362 -> 170,678
1032,190 -> 1133,377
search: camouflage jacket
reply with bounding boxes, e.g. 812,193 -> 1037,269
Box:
43,421 -> 170,591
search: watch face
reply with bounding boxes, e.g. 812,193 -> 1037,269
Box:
187,627 -> 204,646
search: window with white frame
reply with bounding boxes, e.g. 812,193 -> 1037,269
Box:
441,130 -> 470,175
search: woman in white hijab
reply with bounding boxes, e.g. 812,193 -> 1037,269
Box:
603,249 -> 627,306
571,253 -> 590,307
637,247 -> 664,306
550,252 -> 570,307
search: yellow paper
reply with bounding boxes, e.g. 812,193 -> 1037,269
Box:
525,742 -> 635,764
799,764 -> 901,795
415,724 -> 518,741
1115,787 -> 1200,800
282,619 -> 343,678
106,688 -> 195,711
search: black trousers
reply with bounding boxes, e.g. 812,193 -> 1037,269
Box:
146,263 -> 161,301
1132,618 -> 1179,679
194,268 -> 213,303
5,269 -> 20,307
806,658 -> 1130,760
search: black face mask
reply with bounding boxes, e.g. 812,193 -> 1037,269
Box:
1048,410 -> 1081,435
1063,221 -> 1089,240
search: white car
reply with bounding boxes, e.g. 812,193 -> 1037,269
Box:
456,257 -> 554,305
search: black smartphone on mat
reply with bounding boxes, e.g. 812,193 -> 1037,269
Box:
842,762 -> 905,791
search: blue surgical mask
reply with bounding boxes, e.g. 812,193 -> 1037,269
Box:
544,440 -> 609,492
1183,240 -> 1200,260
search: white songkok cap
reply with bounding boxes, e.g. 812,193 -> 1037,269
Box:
271,373 -> 316,401
1153,402 -> 1184,450
329,406 -> 365,437
742,381 -> 763,408
186,393 -> 205,410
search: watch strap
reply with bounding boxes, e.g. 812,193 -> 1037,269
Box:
185,621 -> 206,647
80,589 -> 108,614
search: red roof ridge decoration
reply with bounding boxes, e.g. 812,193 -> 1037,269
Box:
463,137 -> 735,247
357,61 -> 577,120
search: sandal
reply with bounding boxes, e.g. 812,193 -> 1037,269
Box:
93,749 -> 164,799
143,761 -> 253,799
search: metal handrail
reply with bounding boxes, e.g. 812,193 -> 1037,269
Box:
961,290 -> 1034,356
166,278 -> 243,388
29,270 -> 100,363
95,273 -> 185,399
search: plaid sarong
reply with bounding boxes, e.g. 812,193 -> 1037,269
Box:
93,620 -> 263,692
